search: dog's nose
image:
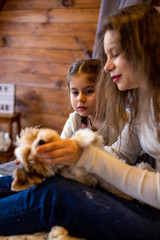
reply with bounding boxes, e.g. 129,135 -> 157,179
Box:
37,139 -> 46,146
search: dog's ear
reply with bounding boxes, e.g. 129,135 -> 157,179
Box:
11,167 -> 43,191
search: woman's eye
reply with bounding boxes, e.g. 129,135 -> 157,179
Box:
113,53 -> 119,58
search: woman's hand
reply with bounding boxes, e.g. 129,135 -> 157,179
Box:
36,138 -> 83,166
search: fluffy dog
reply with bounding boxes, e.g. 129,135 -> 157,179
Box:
11,127 -> 132,200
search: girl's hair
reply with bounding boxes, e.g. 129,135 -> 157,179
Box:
66,58 -> 101,87
96,4 -> 160,139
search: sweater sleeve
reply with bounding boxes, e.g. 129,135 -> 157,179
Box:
104,123 -> 142,165
77,146 -> 160,209
60,112 -> 82,139
60,117 -> 74,139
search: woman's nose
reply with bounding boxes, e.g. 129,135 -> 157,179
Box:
104,60 -> 115,72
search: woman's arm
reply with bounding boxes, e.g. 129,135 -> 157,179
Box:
77,146 -> 160,209
37,137 -> 160,208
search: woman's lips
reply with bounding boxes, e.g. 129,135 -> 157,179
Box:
111,75 -> 121,83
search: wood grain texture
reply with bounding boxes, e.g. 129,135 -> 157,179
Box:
0,60 -> 70,76
0,35 -> 94,50
3,0 -> 101,10
0,0 -> 100,144
0,48 -> 86,63
0,9 -> 99,23
152,0 -> 160,6
0,22 -> 97,36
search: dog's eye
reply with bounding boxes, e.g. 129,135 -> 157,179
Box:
37,139 -> 46,146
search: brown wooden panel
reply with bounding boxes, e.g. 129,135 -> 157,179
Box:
0,86 -> 71,135
20,112 -> 69,134
3,0 -> 101,10
48,9 -> 99,23
152,0 -> 160,5
15,86 -> 71,134
0,60 -> 70,77
0,112 -> 68,135
0,47 -> 86,63
0,9 -> 99,23
0,72 -> 67,90
0,0 -> 99,137
16,86 -> 70,115
0,0 -> 6,10
0,35 -> 94,50
0,22 -> 97,37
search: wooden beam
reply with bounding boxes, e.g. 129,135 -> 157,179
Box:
152,0 -> 160,6
0,0 -> 6,11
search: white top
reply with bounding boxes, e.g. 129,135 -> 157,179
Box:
77,111 -> 160,209
60,111 -> 82,139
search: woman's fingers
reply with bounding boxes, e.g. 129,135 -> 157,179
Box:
36,139 -> 83,166
36,139 -> 65,153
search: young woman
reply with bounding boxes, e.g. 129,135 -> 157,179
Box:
0,4 -> 160,240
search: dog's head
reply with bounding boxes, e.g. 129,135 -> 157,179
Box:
12,127 -> 60,191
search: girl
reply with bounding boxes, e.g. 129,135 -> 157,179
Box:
61,58 -> 104,138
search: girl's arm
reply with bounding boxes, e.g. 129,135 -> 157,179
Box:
60,112 -> 81,139
60,117 -> 74,139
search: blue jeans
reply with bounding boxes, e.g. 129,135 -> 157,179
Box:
0,175 -> 160,239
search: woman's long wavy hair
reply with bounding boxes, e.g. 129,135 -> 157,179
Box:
96,4 -> 160,140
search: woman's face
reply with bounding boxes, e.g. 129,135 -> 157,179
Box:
103,30 -> 142,91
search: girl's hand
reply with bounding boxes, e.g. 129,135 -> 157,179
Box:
14,159 -> 20,165
36,138 -> 83,166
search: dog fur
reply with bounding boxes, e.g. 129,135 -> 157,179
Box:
12,127 -> 133,200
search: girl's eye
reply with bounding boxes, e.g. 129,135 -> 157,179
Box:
71,91 -> 79,95
85,89 -> 94,95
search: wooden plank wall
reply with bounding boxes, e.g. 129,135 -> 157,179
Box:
0,0 -> 100,140
152,0 -> 160,5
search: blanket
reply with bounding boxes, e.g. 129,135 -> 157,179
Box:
0,160 -> 18,176
0,226 -> 85,240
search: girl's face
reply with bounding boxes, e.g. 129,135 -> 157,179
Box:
103,30 -> 142,91
69,74 -> 96,119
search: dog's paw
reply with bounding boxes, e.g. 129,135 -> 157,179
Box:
11,167 -> 43,191
48,226 -> 68,239
136,162 -> 156,172
48,226 -> 86,240
71,129 -> 104,149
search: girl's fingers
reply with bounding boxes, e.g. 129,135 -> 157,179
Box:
14,159 -> 20,165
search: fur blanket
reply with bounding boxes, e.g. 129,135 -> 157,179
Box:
0,226 -> 85,240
